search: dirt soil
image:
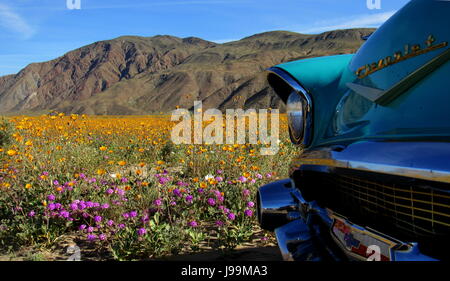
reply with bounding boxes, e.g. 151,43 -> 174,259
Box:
0,229 -> 282,261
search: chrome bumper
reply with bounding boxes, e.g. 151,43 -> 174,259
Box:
258,179 -> 438,261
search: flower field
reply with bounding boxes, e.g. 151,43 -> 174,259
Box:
0,113 -> 296,260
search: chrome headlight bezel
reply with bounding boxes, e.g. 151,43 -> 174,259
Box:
267,67 -> 313,146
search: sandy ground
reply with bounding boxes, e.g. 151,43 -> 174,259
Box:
0,231 -> 282,261
161,246 -> 282,261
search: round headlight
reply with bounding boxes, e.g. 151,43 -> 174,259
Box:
287,91 -> 304,144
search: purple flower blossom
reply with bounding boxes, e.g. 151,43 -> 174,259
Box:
87,234 -> 97,241
79,224 -> 87,230
188,221 -> 198,227
101,203 -> 110,209
215,176 -> 223,182
173,189 -> 182,197
176,181 -> 189,186
107,220 -> 114,226
47,203 -> 56,211
106,188 -> 114,195
122,213 -> 130,219
99,234 -> 107,241
154,199 -> 162,206
87,226 -> 95,233
243,189 -> 251,197
159,177 -> 169,185
129,211 -> 138,218
47,194 -> 56,201
185,195 -> 193,203
207,198 -> 216,206
244,209 -> 253,217
52,180 -> 59,186
94,215 -> 102,223
60,210 -> 70,218
238,176 -> 247,183
215,220 -> 224,227
247,201 -> 255,208
70,203 -> 78,210
28,211 -> 35,217
137,228 -> 147,236
118,224 -> 126,229
227,213 -> 236,220
256,173 -> 263,179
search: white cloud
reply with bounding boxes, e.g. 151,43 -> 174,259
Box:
211,38 -> 238,44
299,11 -> 396,34
0,3 -> 35,39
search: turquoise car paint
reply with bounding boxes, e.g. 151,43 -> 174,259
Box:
277,55 -> 355,92
272,0 -> 450,149
275,54 -> 356,148
350,0 -> 450,91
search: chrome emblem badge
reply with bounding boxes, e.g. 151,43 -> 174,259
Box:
356,35 -> 448,79
330,214 -> 399,261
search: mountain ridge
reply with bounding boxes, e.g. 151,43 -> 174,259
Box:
0,28 -> 374,115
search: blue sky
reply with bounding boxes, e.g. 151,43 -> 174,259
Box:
0,0 -> 410,76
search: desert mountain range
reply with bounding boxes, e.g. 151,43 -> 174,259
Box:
0,28 -> 374,115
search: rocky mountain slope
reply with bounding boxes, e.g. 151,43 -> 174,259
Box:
0,28 -> 374,115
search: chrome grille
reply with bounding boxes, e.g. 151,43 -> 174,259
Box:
297,169 -> 450,252
329,174 -> 450,237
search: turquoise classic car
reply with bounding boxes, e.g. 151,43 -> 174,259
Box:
257,0 -> 450,261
